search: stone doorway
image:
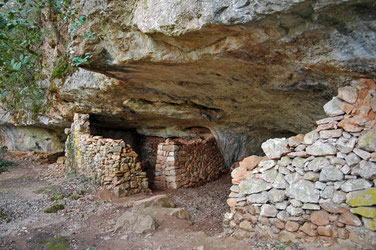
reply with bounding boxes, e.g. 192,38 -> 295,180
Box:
66,114 -> 228,195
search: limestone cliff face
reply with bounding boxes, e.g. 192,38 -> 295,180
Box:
3,0 -> 376,164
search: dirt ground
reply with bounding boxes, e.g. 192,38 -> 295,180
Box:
0,152 -> 311,250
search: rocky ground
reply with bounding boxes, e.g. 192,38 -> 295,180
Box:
0,151 -> 293,250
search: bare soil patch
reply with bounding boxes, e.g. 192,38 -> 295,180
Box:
0,151 -> 292,250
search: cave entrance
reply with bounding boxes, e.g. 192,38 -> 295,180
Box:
89,119 -> 163,189
89,115 -> 228,191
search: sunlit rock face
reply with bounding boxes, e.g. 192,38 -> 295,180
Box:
7,0 -> 376,163
57,0 -> 376,166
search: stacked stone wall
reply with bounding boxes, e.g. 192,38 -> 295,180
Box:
155,136 -> 227,189
224,79 -> 376,248
64,114 -> 151,196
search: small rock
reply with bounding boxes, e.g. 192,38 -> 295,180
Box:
238,178 -> 272,195
262,167 -> 277,183
341,165 -> 351,175
277,230 -> 297,243
304,130 -> 319,145
337,86 -> 358,104
320,129 -> 343,139
319,166 -> 344,182
259,160 -> 276,171
323,97 -> 346,116
286,179 -> 320,203
340,179 -> 372,192
316,116 -> 344,125
357,129 -> 376,152
345,153 -> 360,166
333,191 -> 346,204
351,161 -> 376,179
277,211 -> 290,222
268,189 -> 285,203
270,218 -> 285,229
351,207 -> 376,219
336,137 -> 356,154
320,201 -> 349,214
362,217 -> 376,231
288,134 -> 304,147
260,204 -> 278,217
311,210 -> 330,226
321,186 -> 334,199
272,173 -> 289,189
307,157 -> 330,172
239,220 -> 254,232
285,221 -> 299,232
285,172 -> 303,185
330,156 -> 346,165
346,188 -> 376,207
315,181 -> 327,190
306,141 -> 337,156
292,157 -> 305,168
304,172 -> 320,181
275,201 -> 289,210
261,138 -> 290,159
302,203 -> 320,210
286,205 -> 304,216
227,198 -> 237,207
239,155 -> 261,170
317,225 -> 332,236
247,192 -> 268,204
290,199 -> 303,208
279,156 -> 292,167
353,148 -> 371,160
300,222 -> 318,236
338,212 -> 362,226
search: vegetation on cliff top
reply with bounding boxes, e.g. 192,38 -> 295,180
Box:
0,0 -> 78,118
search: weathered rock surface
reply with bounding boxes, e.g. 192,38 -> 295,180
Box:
239,178 -> 272,195
286,180 -> 320,203
4,0 -> 376,166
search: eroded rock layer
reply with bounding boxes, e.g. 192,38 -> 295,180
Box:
2,0 -> 376,165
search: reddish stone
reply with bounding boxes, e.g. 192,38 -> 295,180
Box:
239,155 -> 261,171
317,122 -> 337,131
338,101 -> 354,114
231,166 -> 247,182
338,212 -> 362,226
300,222 -> 318,237
227,198 -> 237,208
317,225 -> 332,237
311,210 -> 330,226
285,221 -> 299,232
270,218 -> 285,229
288,134 -> 304,147
338,119 -> 363,132
320,202 -> 349,214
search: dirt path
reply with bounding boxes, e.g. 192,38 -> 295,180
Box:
0,152 -> 284,250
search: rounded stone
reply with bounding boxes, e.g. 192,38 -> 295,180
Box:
310,210 -> 330,226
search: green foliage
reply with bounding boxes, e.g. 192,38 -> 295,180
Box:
0,0 -> 76,117
51,55 -> 75,80
0,0 -> 46,115
44,203 -> 64,213
38,236 -> 70,250
72,52 -> 91,66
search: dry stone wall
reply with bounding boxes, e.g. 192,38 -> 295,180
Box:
225,79 -> 376,248
155,136 -> 227,189
64,114 -> 151,196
